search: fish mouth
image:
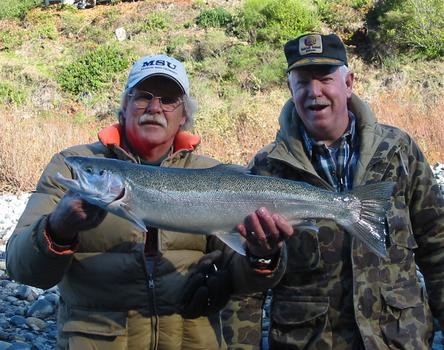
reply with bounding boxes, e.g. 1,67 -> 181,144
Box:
115,187 -> 125,201
55,173 -> 81,191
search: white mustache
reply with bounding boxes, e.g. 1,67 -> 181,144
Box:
305,99 -> 330,108
139,114 -> 167,127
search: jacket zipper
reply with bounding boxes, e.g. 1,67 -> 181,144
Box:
144,226 -> 159,350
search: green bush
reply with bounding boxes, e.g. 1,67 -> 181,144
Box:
229,0 -> 319,44
369,0 -> 444,60
129,12 -> 170,36
225,43 -> 286,90
60,9 -> 84,37
58,45 -> 132,97
0,27 -> 26,51
196,7 -> 233,28
143,12 -> 169,31
25,10 -> 59,40
0,0 -> 40,20
0,82 -> 26,106
314,0 -> 373,34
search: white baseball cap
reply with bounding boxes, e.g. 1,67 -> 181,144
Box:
125,54 -> 190,95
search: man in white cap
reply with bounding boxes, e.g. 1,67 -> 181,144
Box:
6,54 -> 294,350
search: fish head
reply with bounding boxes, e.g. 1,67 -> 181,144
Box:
55,156 -> 125,208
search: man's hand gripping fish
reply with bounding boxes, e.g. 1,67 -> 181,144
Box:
56,156 -> 395,257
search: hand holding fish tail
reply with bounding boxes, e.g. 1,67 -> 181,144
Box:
237,207 -> 294,259
47,191 -> 107,245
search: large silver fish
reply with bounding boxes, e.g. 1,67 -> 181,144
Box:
56,156 -> 395,257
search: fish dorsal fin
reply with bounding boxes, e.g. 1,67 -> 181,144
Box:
208,164 -> 249,175
214,232 -> 247,256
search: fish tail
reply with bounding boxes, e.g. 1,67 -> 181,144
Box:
341,182 -> 396,257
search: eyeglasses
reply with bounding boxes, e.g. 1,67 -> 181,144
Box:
128,91 -> 183,112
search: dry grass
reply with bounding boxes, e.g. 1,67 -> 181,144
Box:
370,89 -> 444,165
2,82 -> 442,193
0,111 -> 108,193
196,89 -> 287,165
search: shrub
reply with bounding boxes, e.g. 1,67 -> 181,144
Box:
141,12 -> 169,31
196,7 -> 233,28
58,45 -> 132,97
0,26 -> 26,51
369,0 -> 444,60
225,43 -> 286,90
27,13 -> 59,40
128,12 -> 170,36
0,0 -> 40,20
0,82 -> 26,106
60,9 -> 84,37
229,0 -> 319,44
314,0 -> 373,36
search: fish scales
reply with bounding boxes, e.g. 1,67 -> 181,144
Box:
55,156 -> 395,257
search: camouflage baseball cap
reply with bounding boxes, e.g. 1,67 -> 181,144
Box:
284,33 -> 348,72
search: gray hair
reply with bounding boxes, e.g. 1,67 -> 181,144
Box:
287,64 -> 350,89
118,89 -> 197,131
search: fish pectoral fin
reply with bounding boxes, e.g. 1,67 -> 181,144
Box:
108,202 -> 146,231
213,232 -> 246,256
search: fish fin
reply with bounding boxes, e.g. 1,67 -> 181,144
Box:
291,220 -> 320,233
214,232 -> 246,256
342,182 -> 396,258
209,164 -> 249,174
108,201 -> 146,231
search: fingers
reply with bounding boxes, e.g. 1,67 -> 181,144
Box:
246,208 -> 279,244
272,213 -> 294,239
239,207 -> 294,257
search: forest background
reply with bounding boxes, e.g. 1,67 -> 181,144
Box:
0,0 -> 443,193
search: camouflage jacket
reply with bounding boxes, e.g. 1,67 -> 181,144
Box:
244,95 -> 444,349
6,124 -> 287,350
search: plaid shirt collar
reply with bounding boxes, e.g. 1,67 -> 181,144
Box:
300,112 -> 359,192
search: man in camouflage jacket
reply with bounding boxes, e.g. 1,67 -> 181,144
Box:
223,33 -> 444,349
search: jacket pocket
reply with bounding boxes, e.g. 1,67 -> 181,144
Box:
380,281 -> 433,347
63,308 -> 127,336
269,296 -> 331,349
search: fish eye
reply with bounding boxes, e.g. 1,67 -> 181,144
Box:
85,167 -> 93,174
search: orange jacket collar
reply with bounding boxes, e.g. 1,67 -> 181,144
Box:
98,123 -> 201,152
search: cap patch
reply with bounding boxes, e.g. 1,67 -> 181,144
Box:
299,34 -> 323,55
